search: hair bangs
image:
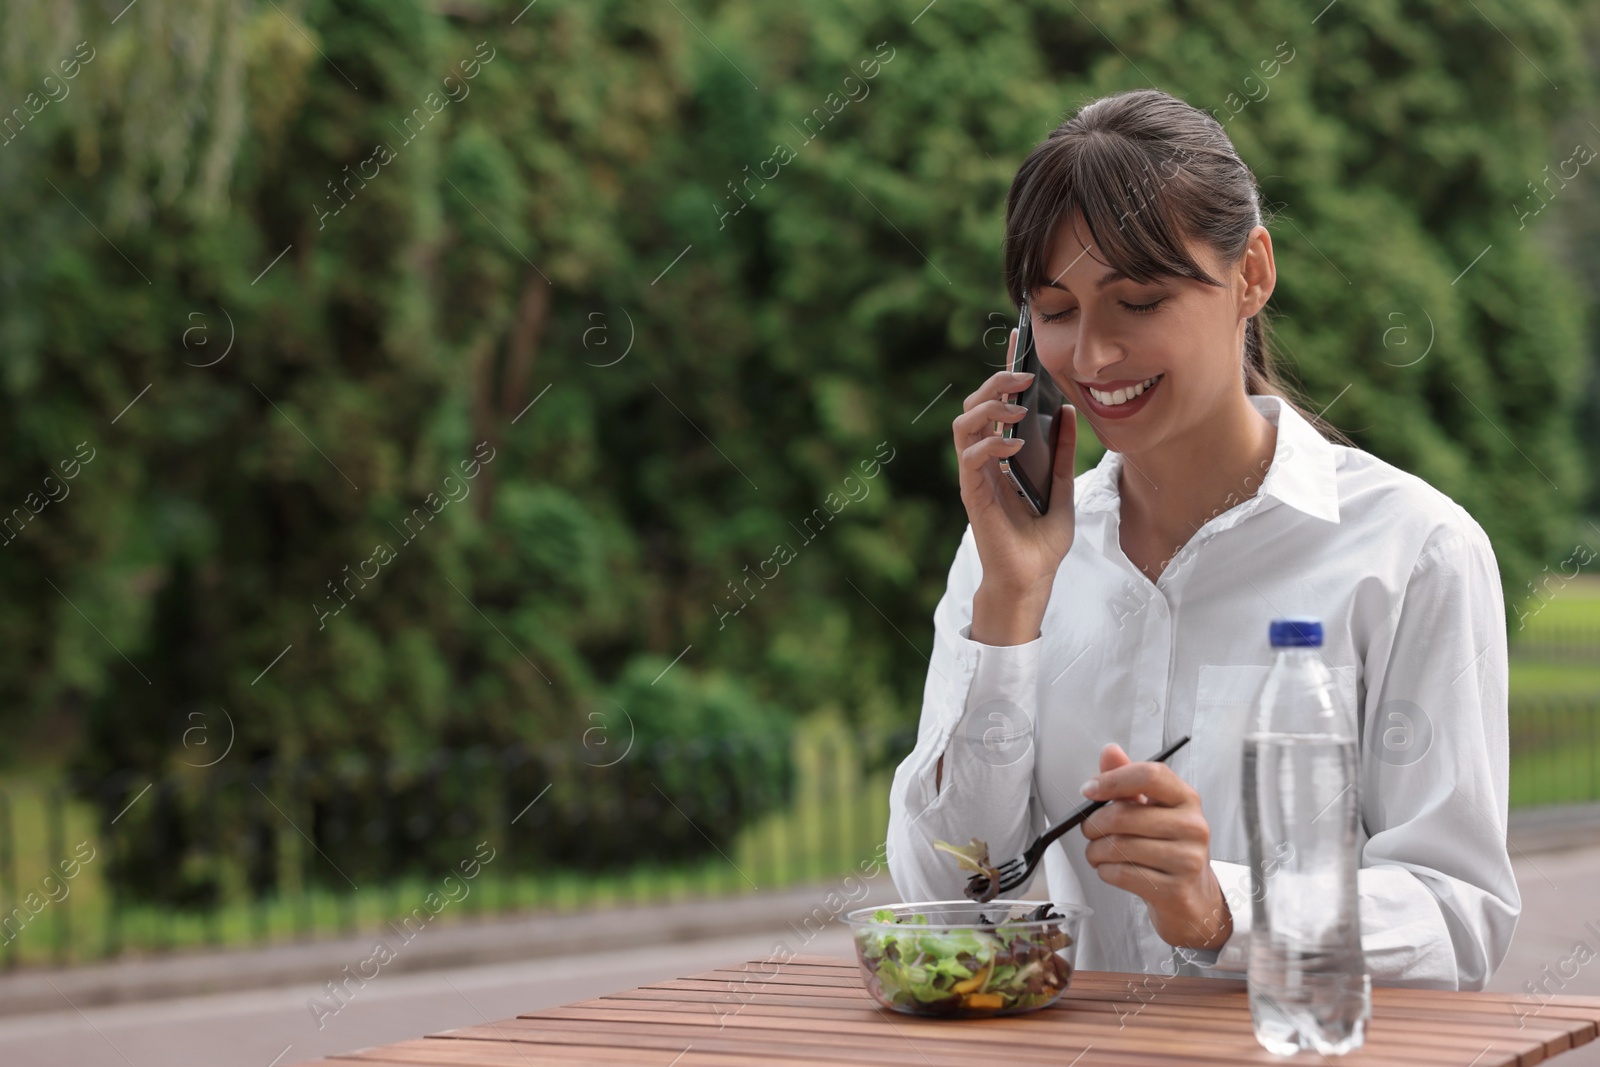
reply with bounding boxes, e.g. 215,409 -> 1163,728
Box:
1006,131 -> 1220,310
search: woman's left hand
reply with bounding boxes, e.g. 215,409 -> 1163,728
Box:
1078,742 -> 1232,952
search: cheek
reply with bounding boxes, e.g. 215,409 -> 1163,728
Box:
1033,331 -> 1076,383
1170,304 -> 1240,367
1141,316 -> 1232,389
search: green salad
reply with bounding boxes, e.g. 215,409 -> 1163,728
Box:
854,903 -> 1075,1016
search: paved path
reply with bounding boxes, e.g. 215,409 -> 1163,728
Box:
4,843 -> 1598,1067
0,925 -> 861,1067
1484,843 -> 1600,1067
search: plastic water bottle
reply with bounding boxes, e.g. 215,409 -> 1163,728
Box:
1242,617 -> 1371,1055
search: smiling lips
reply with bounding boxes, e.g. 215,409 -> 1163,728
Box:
1082,374 -> 1164,407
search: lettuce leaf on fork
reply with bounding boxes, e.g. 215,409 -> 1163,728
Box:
933,836 -> 1001,901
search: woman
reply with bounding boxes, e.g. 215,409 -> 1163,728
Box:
885,88 -> 1520,990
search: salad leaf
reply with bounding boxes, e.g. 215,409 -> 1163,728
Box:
932,836 -> 1003,901
933,836 -> 1007,901
932,837 -> 999,879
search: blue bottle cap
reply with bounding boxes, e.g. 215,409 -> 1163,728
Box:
1269,617 -> 1323,648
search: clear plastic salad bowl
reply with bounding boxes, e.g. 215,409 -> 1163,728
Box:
846,899 -> 1091,1018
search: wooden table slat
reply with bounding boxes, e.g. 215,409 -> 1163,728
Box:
612,974 -> 1596,1037
547,996 -> 1585,1046
480,1004 -> 1568,1062
578,983 -> 1591,1061
480,1005 -> 1578,1063
293,955 -> 1600,1067
327,1036 -> 1252,1067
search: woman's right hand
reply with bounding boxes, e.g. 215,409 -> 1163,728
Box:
953,326 -> 1079,645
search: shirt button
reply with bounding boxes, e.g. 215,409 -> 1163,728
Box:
1144,699 -> 1160,716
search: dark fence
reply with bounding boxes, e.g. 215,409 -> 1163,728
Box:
1507,697 -> 1600,808
1509,625 -> 1600,663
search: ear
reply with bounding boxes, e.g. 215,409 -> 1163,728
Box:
1237,224 -> 1276,319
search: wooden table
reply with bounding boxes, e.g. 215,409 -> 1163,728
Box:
298,953 -> 1600,1066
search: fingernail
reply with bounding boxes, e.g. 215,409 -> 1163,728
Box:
1080,778 -> 1099,797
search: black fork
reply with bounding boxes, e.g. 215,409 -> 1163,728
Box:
966,735 -> 1192,902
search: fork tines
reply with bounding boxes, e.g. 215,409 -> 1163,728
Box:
964,856 -> 1028,901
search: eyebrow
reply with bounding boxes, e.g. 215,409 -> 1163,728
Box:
1041,268 -> 1129,292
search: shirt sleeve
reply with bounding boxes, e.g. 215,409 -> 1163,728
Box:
885,523 -> 1050,903
1181,514 -> 1521,990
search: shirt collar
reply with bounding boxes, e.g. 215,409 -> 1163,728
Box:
1074,393 -> 1342,524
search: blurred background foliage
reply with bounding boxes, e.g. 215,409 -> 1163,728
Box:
0,0 -> 1597,906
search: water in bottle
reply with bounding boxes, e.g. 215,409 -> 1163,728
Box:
1242,616 -> 1371,1056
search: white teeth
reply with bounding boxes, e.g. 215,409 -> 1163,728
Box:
1088,375 -> 1161,406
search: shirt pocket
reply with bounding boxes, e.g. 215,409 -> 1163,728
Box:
1189,664 -> 1358,866
1190,665 -> 1269,864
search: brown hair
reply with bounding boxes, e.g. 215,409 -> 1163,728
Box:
1002,88 -> 1352,447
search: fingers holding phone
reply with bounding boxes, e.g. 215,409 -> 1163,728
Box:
952,307 -> 1079,643
953,338 -> 1033,510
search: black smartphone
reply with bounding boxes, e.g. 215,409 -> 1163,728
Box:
997,303 -> 1066,516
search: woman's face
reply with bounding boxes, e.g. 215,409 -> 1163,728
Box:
1027,211 -> 1273,456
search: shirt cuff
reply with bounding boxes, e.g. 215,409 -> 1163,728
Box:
1176,860 -> 1253,973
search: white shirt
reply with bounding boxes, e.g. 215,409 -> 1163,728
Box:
886,393 -> 1520,990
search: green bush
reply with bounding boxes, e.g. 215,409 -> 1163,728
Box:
524,654 -> 796,870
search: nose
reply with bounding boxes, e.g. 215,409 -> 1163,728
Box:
1071,309 -> 1125,384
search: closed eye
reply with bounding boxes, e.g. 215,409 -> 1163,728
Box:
1038,298 -> 1165,323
